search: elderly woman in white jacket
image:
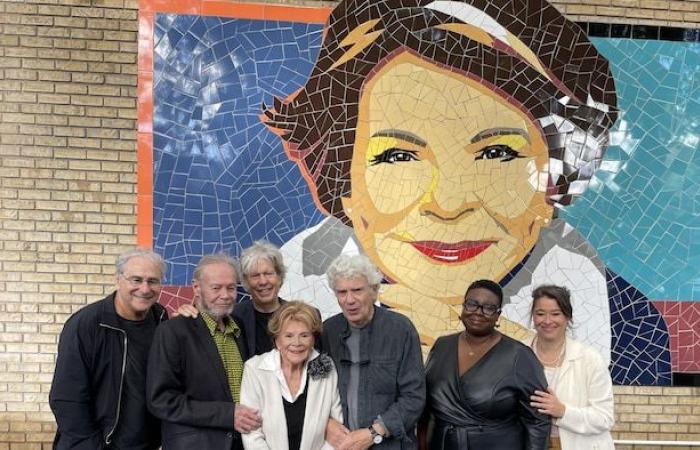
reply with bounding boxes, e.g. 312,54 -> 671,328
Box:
526,285 -> 615,450
241,301 -> 342,450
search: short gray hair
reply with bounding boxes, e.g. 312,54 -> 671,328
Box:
193,252 -> 238,282
116,247 -> 166,277
326,254 -> 382,291
240,241 -> 286,290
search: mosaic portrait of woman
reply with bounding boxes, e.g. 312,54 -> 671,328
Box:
260,0 -> 672,385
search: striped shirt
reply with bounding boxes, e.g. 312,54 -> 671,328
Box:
201,312 -> 244,402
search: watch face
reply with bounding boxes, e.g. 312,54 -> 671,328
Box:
373,434 -> 383,444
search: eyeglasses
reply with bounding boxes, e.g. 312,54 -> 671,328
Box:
463,299 -> 500,317
120,273 -> 162,288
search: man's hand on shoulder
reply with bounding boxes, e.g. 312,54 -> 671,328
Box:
173,303 -> 198,318
234,403 -> 261,434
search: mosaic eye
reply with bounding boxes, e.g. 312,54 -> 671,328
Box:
475,145 -> 524,162
370,148 -> 420,165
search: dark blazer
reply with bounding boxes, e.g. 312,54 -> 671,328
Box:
232,297 -> 287,357
50,293 -> 167,450
147,315 -> 249,450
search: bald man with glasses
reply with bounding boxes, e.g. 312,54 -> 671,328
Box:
50,248 -> 169,449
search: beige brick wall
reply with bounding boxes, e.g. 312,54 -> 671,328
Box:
0,0 -> 698,447
554,0 -> 700,27
0,0 -> 139,447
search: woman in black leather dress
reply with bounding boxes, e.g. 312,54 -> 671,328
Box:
422,280 -> 550,449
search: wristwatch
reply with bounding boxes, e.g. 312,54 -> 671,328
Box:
368,424 -> 383,445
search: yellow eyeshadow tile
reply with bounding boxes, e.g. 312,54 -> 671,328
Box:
365,136 -> 398,162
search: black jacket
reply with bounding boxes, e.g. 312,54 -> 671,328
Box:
49,292 -> 168,449
147,315 -> 250,450
232,297 -> 287,357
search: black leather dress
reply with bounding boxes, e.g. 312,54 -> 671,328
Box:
425,333 -> 550,450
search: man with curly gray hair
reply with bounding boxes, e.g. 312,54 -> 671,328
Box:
321,254 -> 425,449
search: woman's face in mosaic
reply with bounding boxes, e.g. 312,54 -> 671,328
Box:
342,52 -> 554,300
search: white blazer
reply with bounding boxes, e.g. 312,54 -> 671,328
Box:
526,336 -> 616,450
240,349 -> 343,450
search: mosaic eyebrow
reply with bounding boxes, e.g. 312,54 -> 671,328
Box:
470,127 -> 530,144
371,129 -> 428,147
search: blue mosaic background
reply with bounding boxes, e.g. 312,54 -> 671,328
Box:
563,38 -> 700,301
153,14 -> 700,302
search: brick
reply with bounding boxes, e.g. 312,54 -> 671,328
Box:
3,25 -> 38,37
20,15 -> 55,27
20,273 -> 53,283
67,116 -> 100,127
88,85 -> 122,96
3,158 -> 35,168
640,0 -> 671,7
1,113 -> 35,124
85,106 -> 117,118
37,27 -> 69,38
72,7 -> 104,18
54,60 -> 87,72
71,73 -> 104,84
37,4 -> 70,16
4,69 -> 38,81
21,104 -> 54,115
52,192 -> 85,204
0,80 -> 22,92
655,10 -> 684,20
5,3 -> 39,14
0,58 -> 22,69
37,94 -> 70,104
68,202 -> 101,212
51,105 -> 84,116
18,211 -> 51,221
53,39 -> 85,50
87,62 -> 119,73
67,138 -> 100,149
87,18 -> 120,30
19,36 -> 53,48
22,60 -> 55,71
34,136 -> 69,147
69,28 -> 104,40
33,68 -> 73,84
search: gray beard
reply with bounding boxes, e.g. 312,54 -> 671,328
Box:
197,300 -> 234,321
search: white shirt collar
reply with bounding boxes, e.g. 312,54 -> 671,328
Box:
260,348 -> 320,402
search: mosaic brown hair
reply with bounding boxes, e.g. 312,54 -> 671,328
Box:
262,0 -> 618,225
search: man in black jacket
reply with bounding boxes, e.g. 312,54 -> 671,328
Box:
147,252 -> 262,450
49,248 -> 168,449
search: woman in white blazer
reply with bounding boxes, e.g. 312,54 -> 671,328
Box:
240,301 -> 342,450
526,285 -> 615,450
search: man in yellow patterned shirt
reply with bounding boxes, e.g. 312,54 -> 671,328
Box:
148,253 -> 262,450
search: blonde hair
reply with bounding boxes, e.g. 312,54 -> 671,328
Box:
268,301 -> 321,338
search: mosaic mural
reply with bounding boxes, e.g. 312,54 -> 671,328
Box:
138,0 -> 700,385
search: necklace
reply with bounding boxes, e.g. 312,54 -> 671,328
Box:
533,336 -> 566,366
462,331 -> 496,356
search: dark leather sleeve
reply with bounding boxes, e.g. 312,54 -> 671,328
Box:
514,347 -> 551,450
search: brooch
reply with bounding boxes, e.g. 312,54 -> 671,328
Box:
308,353 -> 334,380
